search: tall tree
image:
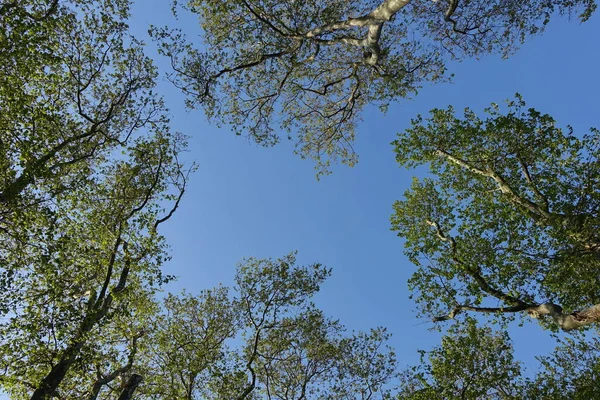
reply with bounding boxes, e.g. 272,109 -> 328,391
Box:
157,0 -> 596,174
0,115 -> 188,400
0,1 -> 191,398
398,320 -> 600,399
398,318 -> 523,399
138,253 -> 398,400
391,95 -> 600,332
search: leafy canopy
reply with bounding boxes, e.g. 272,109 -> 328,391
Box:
138,253 -> 398,400
158,0 -> 596,175
0,1 -> 190,398
391,95 -> 600,332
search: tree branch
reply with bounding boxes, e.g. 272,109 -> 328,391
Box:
116,374 -> 143,400
87,330 -> 144,400
435,149 -> 551,220
432,304 -> 530,322
426,219 -> 532,312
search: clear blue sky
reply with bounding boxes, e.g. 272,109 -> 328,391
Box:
127,1 -> 600,375
3,4 -> 598,399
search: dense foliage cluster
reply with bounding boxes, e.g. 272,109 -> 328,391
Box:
392,97 -> 600,331
161,0 -> 595,174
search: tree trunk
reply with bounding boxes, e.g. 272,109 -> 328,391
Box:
117,374 -> 143,400
30,345 -> 81,400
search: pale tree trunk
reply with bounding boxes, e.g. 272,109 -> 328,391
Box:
305,0 -> 412,65
528,303 -> 600,331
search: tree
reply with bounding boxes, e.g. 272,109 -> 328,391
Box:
138,287 -> 238,399
0,0 -> 160,224
391,95 -> 600,332
398,320 -> 600,399
0,1 -> 191,398
398,318 -> 523,399
138,253 -> 398,400
0,114 -> 188,400
526,336 -> 600,398
157,0 -> 596,174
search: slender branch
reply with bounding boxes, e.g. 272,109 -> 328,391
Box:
241,0 -> 291,37
87,330 -> 144,400
0,125 -> 101,204
435,149 -> 551,220
203,49 -> 295,98
153,163 -> 193,232
432,304 -> 530,322
96,232 -> 123,306
518,159 -> 550,212
426,219 -> 532,318
236,330 -> 260,400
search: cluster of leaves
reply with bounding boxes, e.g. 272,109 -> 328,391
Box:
398,318 -> 523,399
398,319 -> 600,399
391,95 -> 600,330
137,254 -> 398,400
529,336 -> 600,398
0,0 -> 190,398
157,0 -> 596,175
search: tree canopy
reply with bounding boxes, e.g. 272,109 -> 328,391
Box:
398,318 -> 523,399
138,254 -> 397,400
398,319 -> 600,399
159,0 -> 596,174
2,0 -> 600,399
0,1 -> 399,398
391,95 -> 600,332
1,1 -> 189,398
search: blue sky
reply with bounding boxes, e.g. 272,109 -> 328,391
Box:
2,3 -> 598,399
127,1 -> 600,375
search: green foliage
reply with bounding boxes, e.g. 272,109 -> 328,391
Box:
1,2 -> 396,398
5,1 -> 600,399
398,321 -> 600,399
398,319 -> 523,399
137,253 -> 398,400
139,287 -> 237,399
526,336 -> 600,398
158,0 -> 595,175
0,1 -> 190,398
391,95 -> 600,330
